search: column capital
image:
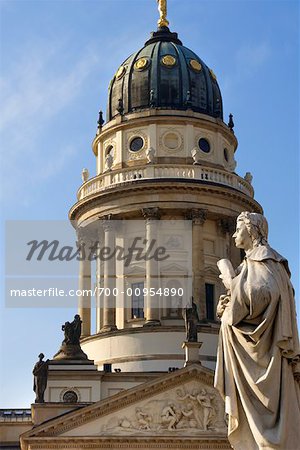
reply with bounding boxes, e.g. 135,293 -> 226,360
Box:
76,227 -> 97,254
185,208 -> 207,225
141,207 -> 161,221
217,217 -> 236,236
100,214 -> 115,232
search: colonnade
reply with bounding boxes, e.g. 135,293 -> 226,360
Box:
77,209 -> 239,337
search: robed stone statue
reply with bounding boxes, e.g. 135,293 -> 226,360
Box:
62,314 -> 82,345
33,353 -> 49,403
53,314 -> 88,360
183,299 -> 199,342
215,212 -> 300,450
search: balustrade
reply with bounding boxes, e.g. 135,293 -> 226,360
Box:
77,165 -> 253,200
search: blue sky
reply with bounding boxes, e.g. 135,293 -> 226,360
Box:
0,0 -> 299,407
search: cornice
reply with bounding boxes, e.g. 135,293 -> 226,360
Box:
80,324 -> 219,345
23,436 -> 231,449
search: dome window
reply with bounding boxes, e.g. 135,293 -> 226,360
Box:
134,57 -> 150,71
198,138 -> 211,153
63,390 -> 78,403
189,59 -> 202,72
129,137 -> 144,152
224,148 -> 229,162
115,65 -> 126,80
161,55 -> 177,67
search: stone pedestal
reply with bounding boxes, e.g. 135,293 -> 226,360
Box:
182,341 -> 203,366
53,344 -> 88,361
42,359 -> 100,407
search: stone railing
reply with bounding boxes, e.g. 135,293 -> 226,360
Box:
0,409 -> 31,422
77,165 -> 253,200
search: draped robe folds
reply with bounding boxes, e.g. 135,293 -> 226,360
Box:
214,245 -> 300,450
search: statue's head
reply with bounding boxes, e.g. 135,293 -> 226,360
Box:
38,353 -> 44,359
74,314 -> 80,320
233,212 -> 268,250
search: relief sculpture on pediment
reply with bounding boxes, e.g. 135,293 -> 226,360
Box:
99,383 -> 226,436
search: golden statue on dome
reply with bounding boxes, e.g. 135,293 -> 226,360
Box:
157,0 -> 169,28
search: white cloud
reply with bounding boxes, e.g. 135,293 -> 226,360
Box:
0,38 -> 99,206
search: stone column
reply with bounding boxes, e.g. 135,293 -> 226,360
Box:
95,239 -> 102,333
187,209 -> 207,320
142,207 -> 161,326
77,233 -> 92,338
100,216 -> 117,332
218,217 -> 239,267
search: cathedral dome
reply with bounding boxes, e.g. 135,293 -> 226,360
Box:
106,27 -> 223,121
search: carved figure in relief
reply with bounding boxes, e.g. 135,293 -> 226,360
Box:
177,388 -> 215,430
119,418 -> 132,429
190,389 -> 215,430
215,212 -> 300,450
177,403 -> 197,429
136,408 -> 152,430
160,403 -> 179,430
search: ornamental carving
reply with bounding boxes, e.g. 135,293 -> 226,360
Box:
194,133 -> 214,159
159,129 -> 184,154
217,217 -> 235,236
100,214 -> 115,233
126,130 -> 148,160
60,387 -> 81,403
141,207 -> 161,221
185,209 -> 207,225
98,383 -> 226,436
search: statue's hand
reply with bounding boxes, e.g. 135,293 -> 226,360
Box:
216,294 -> 230,318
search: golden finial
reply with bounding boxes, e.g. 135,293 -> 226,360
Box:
157,0 -> 169,28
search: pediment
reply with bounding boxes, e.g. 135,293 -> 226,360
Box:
204,265 -> 220,277
22,364 -> 227,443
160,262 -> 188,274
124,263 -> 145,275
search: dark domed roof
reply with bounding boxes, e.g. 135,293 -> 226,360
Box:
106,27 -> 223,121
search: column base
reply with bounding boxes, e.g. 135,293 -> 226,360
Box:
182,341 -> 203,366
143,320 -> 161,327
100,325 -> 118,333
